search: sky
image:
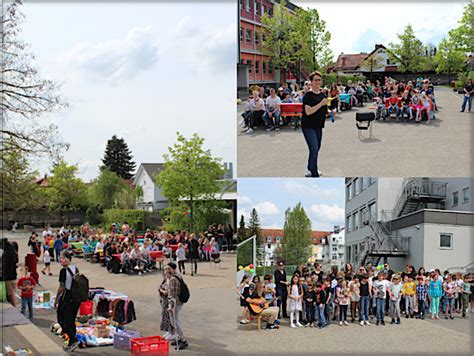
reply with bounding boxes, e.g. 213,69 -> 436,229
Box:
295,1 -> 466,59
20,2 -> 236,181
237,178 -> 345,232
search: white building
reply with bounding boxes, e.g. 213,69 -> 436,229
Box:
345,177 -> 473,273
328,226 -> 345,270
134,163 -> 169,212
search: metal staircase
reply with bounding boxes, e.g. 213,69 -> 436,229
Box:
394,178 -> 447,218
355,217 -> 410,269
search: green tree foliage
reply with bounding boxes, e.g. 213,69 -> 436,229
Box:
114,185 -> 137,210
156,133 -> 225,232
434,37 -> 466,79
448,3 -> 474,52
388,24 -> 425,73
103,209 -> 148,230
1,0 -> 68,158
0,144 -> 46,211
279,203 -> 312,265
261,0 -> 332,78
360,53 -> 385,81
247,208 -> 264,265
47,160 -> 88,215
88,169 -> 126,209
101,135 -> 136,180
237,214 -> 248,243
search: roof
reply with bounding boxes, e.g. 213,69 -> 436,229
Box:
334,53 -> 368,71
35,175 -> 49,187
140,163 -> 165,179
274,0 -> 299,12
260,229 -> 332,244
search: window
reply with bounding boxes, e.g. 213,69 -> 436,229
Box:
246,0 -> 251,11
346,246 -> 352,262
370,177 -> 377,185
255,61 -> 260,74
266,236 -> 272,243
362,177 -> 369,190
276,236 -> 281,243
346,215 -> 352,232
439,233 -> 452,249
262,61 -> 266,74
354,211 -> 360,230
332,255 -> 338,260
354,178 -> 361,195
262,33 -> 266,42
368,201 -> 376,220
348,183 -> 354,200
247,60 -> 252,73
240,0 -> 243,10
452,191 -> 459,207
240,27 -> 243,42
268,7 -> 273,16
246,29 -> 251,43
254,0 -> 259,15
463,187 -> 470,203
262,4 -> 266,16
386,58 -> 392,65
254,31 -> 259,45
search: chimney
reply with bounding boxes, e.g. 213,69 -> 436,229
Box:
334,225 -> 340,233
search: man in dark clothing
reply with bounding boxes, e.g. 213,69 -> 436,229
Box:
54,252 -> 80,353
186,234 -> 200,276
1,238 -> 19,307
301,71 -> 328,177
274,261 -> 289,318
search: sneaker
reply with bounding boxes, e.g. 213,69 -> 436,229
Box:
176,340 -> 188,350
449,315 -> 454,320
239,320 -> 249,324
48,273 -> 53,276
41,271 -> 46,275
365,321 -> 370,326
396,318 -> 400,324
290,323 -> 297,328
339,321 -> 343,326
275,127 -> 280,131
430,316 -> 434,320
163,332 -> 170,339
390,319 -> 395,324
245,128 -> 254,134
435,315 -> 439,320
381,321 -> 385,325
343,321 -> 348,326
267,324 -> 279,330
376,321 -> 380,326
165,333 -> 177,341
265,127 -> 272,132
360,321 -> 364,326
138,272 -> 142,276
296,322 -> 303,327
63,342 -> 79,353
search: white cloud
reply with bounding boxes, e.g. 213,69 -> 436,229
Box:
283,180 -> 339,199
238,194 -> 252,205
262,222 -> 281,229
254,201 -> 279,216
237,208 -> 250,220
311,203 -> 344,224
60,26 -> 159,84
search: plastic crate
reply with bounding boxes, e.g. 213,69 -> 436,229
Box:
131,336 -> 169,356
114,329 -> 141,351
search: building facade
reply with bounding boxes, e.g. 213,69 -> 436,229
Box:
345,177 -> 473,272
328,226 -> 345,270
238,0 -> 298,88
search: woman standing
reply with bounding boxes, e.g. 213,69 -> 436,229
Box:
159,266 -> 173,340
301,71 -> 328,178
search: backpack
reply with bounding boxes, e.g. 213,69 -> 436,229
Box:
176,276 -> 190,304
67,267 -> 89,303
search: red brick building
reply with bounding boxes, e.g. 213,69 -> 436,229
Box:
238,0 -> 298,87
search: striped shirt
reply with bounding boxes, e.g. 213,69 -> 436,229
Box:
416,284 -> 428,300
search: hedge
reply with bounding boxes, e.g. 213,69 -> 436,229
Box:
103,209 -> 149,230
322,74 -> 367,86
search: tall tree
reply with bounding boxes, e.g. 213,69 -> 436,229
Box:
247,208 -> 264,265
156,133 -> 225,232
88,169 -> 128,209
101,135 -> 136,179
0,143 -> 46,211
279,203 -> 312,265
388,24 -> 425,74
237,214 -> 248,243
1,0 -> 68,159
47,160 -> 88,218
434,37 -> 466,82
448,3 -> 474,52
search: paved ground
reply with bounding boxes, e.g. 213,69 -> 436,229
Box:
237,87 -> 473,177
233,304 -> 472,355
3,231 -> 237,355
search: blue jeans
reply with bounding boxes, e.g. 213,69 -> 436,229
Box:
376,297 -> 386,321
302,127 -> 323,177
360,296 -> 370,321
418,299 -> 425,316
55,249 -> 62,262
315,304 -> 326,325
21,296 -> 33,319
263,110 -> 281,127
461,95 -> 472,112
387,105 -> 399,116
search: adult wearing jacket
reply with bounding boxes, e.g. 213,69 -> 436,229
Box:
1,238 -> 19,307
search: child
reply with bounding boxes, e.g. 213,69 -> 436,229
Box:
288,275 -> 303,328
315,282 -> 327,328
336,280 -> 350,326
429,272 -> 443,319
303,282 -> 315,327
400,90 -> 412,120
389,275 -> 402,324
241,95 -> 252,130
17,267 -> 36,320
298,277 -> 307,325
387,91 -> 400,118
359,274 -> 371,325
41,249 -> 52,276
373,272 -> 390,325
455,273 -> 464,313
176,243 -> 186,275
416,276 -> 428,319
237,275 -> 250,324
443,274 -> 456,319
264,274 -> 277,306
349,276 -> 360,322
402,275 -> 416,318
461,275 -> 472,318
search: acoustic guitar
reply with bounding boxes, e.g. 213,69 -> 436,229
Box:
248,296 -> 279,314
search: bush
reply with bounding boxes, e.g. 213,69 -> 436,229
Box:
103,209 -> 149,230
85,205 -> 103,225
322,73 -> 366,87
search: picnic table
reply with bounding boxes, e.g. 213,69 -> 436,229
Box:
70,242 -> 84,250
280,103 -> 303,118
149,251 -> 164,260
